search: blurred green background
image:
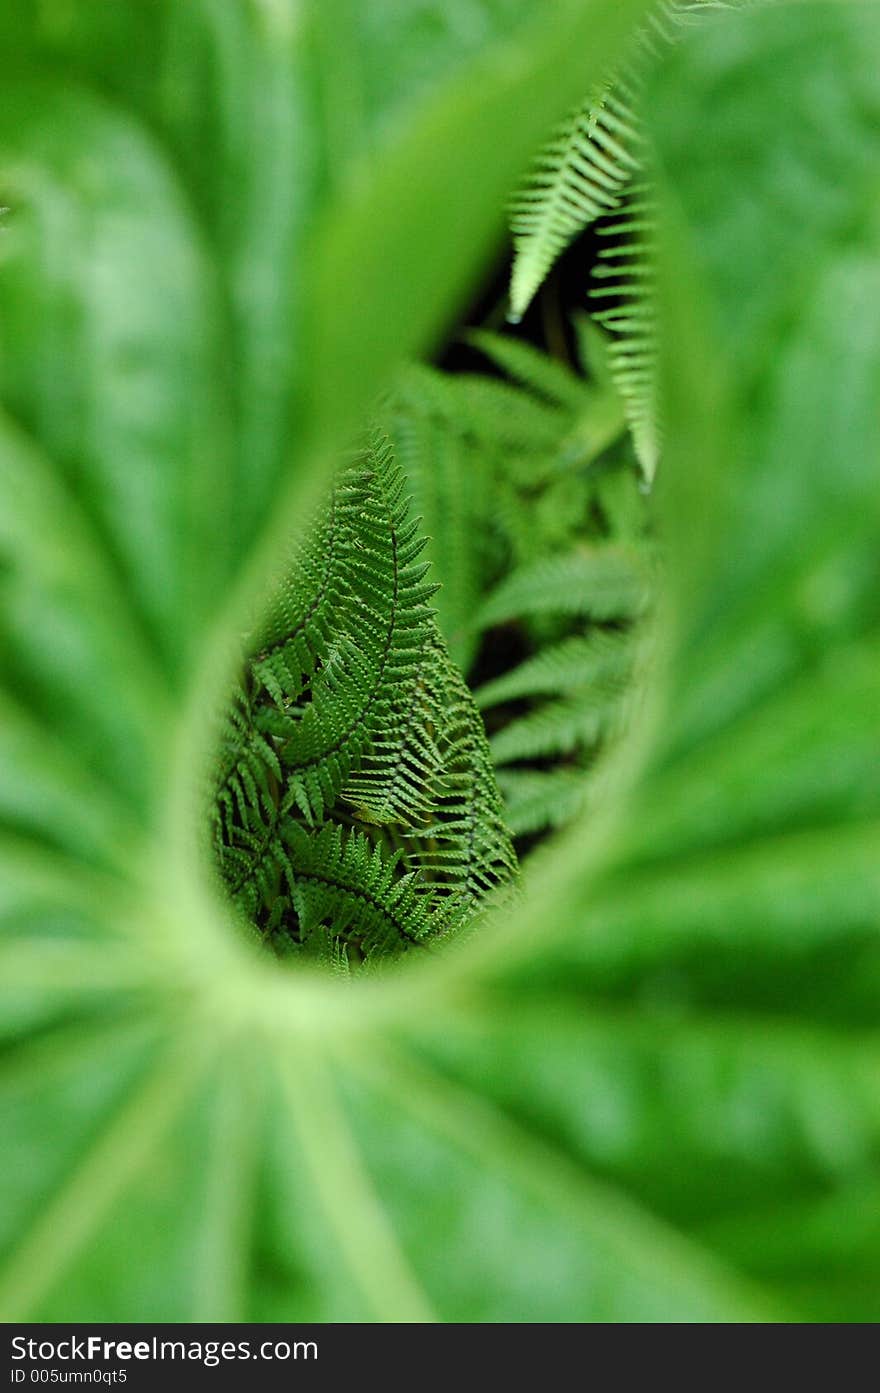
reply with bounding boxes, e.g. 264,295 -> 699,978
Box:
1,0 -> 878,1322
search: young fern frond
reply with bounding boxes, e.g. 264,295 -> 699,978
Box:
508,1 -> 688,323
278,822 -> 438,953
263,444 -> 438,825
509,1 -> 755,479
342,633 -> 516,905
212,433 -> 517,964
383,345 -> 652,849
412,641 -> 519,900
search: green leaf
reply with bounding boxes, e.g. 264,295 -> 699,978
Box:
461,0 -> 880,1317
2,0 -> 879,1326
477,547 -> 651,629
304,0 -> 652,454
0,81 -> 233,679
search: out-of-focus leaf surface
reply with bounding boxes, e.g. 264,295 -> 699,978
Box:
416,3 -> 880,1323
1,0 -> 878,1323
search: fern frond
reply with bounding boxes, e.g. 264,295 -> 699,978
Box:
475,629 -> 634,710
390,371 -> 502,669
278,822 -> 439,956
477,547 -> 651,631
387,350 -> 626,666
507,1 -> 697,323
509,89 -> 640,323
490,687 -> 624,765
395,362 -> 567,456
261,438 -> 438,824
510,2 -> 751,323
509,1 -> 755,478
465,329 -> 596,412
496,767 -> 591,837
411,641 -> 519,901
590,182 -> 661,481
473,522 -> 654,843
212,431 -> 517,962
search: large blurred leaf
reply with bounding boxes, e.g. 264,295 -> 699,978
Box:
1,0 -> 878,1324
434,0 -> 880,1322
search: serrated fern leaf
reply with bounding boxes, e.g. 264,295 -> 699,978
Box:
510,1 -> 755,479
269,443 -> 438,825
277,822 -> 439,957
510,2 -> 751,322
590,181 -> 661,480
507,2 -> 693,322
509,89 -> 641,324
490,687 -> 624,765
477,547 -> 651,631
496,767 -> 592,837
412,641 -> 519,901
212,432 -> 517,963
475,630 -> 635,710
474,526 -> 654,843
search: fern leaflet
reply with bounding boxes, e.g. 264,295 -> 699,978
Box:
212,433 -> 516,965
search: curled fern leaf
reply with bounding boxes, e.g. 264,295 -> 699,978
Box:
212,432 -> 517,964
278,822 -> 438,955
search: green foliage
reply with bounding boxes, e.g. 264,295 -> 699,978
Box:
386,325 -> 630,668
476,629 -> 633,709
477,559 -> 650,832
477,548 -> 650,628
590,180 -> 661,478
1,0 -> 879,1328
213,434 -> 516,963
386,325 -> 651,843
509,1 -> 756,478
508,1 -> 734,317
